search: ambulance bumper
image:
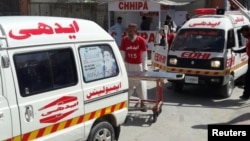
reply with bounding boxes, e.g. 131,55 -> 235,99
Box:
168,75 -> 224,86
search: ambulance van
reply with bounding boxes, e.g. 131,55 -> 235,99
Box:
0,16 -> 128,141
166,8 -> 249,98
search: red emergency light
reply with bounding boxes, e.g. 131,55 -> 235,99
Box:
194,8 -> 217,15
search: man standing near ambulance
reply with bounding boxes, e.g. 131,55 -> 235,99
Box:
233,25 -> 250,100
110,16 -> 124,48
120,23 -> 148,111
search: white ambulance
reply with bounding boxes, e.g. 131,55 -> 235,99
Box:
166,8 -> 249,98
0,16 -> 128,141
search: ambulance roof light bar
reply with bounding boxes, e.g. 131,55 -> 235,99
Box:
194,8 -> 217,15
194,8 -> 225,15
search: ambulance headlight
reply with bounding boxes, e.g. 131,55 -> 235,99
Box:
211,60 -> 221,68
169,58 -> 178,65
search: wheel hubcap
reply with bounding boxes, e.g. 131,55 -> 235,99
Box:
94,128 -> 112,141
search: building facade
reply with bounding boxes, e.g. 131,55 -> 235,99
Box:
20,0 -> 207,30
1,0 -> 248,30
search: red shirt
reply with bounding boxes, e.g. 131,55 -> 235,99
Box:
167,32 -> 176,48
120,36 -> 147,64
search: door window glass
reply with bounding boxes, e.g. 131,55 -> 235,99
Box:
79,45 -> 119,82
14,48 -> 77,96
237,29 -> 247,48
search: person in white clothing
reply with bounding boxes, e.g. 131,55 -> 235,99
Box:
110,16 -> 124,48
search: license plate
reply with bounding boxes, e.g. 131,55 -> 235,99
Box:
185,76 -> 198,84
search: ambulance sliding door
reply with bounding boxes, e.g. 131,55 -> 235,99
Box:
9,45 -> 84,140
77,42 -> 127,132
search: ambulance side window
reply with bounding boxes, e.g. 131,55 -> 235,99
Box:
227,29 -> 235,49
79,44 -> 119,82
14,48 -> 78,97
237,29 -> 247,48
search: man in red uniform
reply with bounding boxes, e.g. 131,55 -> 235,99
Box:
233,25 -> 250,100
166,28 -> 176,49
120,23 -> 148,111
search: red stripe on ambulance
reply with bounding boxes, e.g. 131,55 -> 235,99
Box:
5,101 -> 127,141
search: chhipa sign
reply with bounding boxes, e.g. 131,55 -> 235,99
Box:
108,0 -> 160,11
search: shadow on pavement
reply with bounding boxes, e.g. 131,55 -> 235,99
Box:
122,112 -> 156,127
126,78 -> 250,127
146,81 -> 248,109
192,112 -> 250,130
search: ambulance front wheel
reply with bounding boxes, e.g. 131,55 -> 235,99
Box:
87,121 -> 115,141
220,74 -> 234,98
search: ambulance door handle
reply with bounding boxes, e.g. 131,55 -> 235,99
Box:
0,112 -> 3,120
25,105 -> 34,122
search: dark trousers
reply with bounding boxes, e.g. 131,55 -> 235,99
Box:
243,60 -> 250,97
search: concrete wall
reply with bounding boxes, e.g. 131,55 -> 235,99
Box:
28,2 -> 108,30
0,0 -> 20,15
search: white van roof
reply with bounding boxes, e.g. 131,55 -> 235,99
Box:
0,16 -> 114,47
182,14 -> 250,30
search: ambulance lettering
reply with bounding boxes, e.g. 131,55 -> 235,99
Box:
154,53 -> 167,64
241,53 -> 248,62
181,52 -> 211,59
39,96 -> 79,123
9,20 -> 79,40
87,82 -> 121,99
189,21 -> 221,28
226,57 -> 235,68
118,1 -> 148,10
235,16 -> 244,23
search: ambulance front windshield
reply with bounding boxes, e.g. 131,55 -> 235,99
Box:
171,29 -> 225,52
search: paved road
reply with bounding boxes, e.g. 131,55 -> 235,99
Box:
119,70 -> 250,141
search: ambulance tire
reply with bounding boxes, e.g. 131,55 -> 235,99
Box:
87,121 -> 115,141
220,75 -> 234,98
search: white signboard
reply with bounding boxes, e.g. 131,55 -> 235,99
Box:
151,45 -> 168,67
108,0 -> 160,12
